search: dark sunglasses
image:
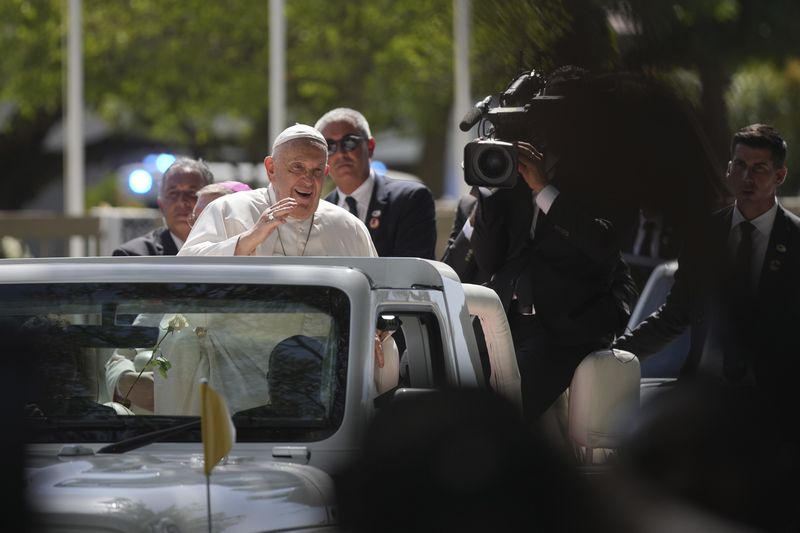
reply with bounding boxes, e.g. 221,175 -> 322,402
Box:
326,134 -> 364,156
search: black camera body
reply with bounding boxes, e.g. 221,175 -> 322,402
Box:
461,70 -> 563,188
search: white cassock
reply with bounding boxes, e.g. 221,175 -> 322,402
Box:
106,312 -> 336,416
178,185 -> 377,257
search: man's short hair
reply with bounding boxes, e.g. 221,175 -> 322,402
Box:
731,124 -> 788,168
159,157 -> 215,197
314,108 -> 372,138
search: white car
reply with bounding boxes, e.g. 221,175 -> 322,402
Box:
12,256 -> 524,532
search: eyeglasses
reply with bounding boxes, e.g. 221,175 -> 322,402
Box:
326,134 -> 364,156
729,160 -> 775,177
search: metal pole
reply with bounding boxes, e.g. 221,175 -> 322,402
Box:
448,0 -> 471,199
269,0 -> 286,149
65,0 -> 85,256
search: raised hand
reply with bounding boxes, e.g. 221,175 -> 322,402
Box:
258,197 -> 297,227
234,197 -> 298,255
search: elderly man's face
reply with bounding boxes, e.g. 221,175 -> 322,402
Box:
157,170 -> 207,241
264,140 -> 328,220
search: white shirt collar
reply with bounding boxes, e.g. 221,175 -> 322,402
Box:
730,200 -> 778,235
336,170 -> 374,221
169,231 -> 184,250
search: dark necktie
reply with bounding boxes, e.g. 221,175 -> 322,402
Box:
638,220 -> 657,257
724,220 -> 756,381
345,196 -> 359,218
734,220 -> 756,293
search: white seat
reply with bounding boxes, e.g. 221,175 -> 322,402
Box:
374,335 -> 400,394
568,348 -> 640,463
462,283 -> 523,411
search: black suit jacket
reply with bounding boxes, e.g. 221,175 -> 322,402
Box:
112,227 -> 179,256
471,179 -> 636,346
441,194 -> 491,285
616,204 -> 800,383
325,173 -> 436,259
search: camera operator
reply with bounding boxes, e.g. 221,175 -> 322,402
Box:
469,68 -> 637,423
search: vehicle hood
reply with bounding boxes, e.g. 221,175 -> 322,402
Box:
26,451 -> 335,532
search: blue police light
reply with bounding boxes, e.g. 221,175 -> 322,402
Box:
128,169 -> 154,195
155,153 -> 176,174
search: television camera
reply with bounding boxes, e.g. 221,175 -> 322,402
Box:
460,69 -> 564,188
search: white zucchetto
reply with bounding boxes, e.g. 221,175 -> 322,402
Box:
272,123 -> 327,152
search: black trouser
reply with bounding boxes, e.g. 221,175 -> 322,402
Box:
508,312 -> 604,423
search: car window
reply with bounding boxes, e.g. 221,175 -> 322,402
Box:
381,311 -> 446,389
627,261 -> 690,378
3,282 -> 350,444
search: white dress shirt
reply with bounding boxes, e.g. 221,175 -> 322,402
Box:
335,170 -> 376,222
169,232 -> 184,251
530,184 -> 559,238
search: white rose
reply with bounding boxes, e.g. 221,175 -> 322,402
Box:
160,313 -> 189,332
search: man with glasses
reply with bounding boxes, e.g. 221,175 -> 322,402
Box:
315,108 -> 437,259
615,124 -> 800,394
112,157 -> 214,256
179,123 -> 376,257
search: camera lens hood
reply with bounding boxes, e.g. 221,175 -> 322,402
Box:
463,139 -> 518,188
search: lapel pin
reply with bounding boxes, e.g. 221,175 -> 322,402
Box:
769,259 -> 781,271
776,243 -> 787,253
371,209 -> 382,218
369,217 -> 380,229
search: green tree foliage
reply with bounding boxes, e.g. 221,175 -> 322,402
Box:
0,0 -> 64,209
472,0 -> 617,99
285,0 -> 454,194
287,0 -> 618,195
613,0 -> 800,164
0,0 -> 63,118
83,0 -> 270,153
1,0 -> 274,208
727,60 -> 800,193
0,0 -> 460,204
0,0 -> 620,207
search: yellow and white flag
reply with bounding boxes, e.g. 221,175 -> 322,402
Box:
199,378 -> 236,476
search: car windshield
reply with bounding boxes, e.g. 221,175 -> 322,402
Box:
5,282 -> 350,444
